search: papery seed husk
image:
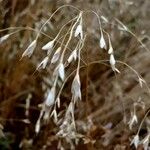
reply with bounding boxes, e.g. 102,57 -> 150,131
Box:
43,110 -> 50,121
67,49 -> 77,64
75,24 -> 82,37
35,119 -> 40,134
58,63 -> 65,81
99,34 -> 106,49
57,97 -> 60,108
37,56 -> 49,70
75,24 -> 83,39
71,74 -> 81,101
130,134 -> 139,149
42,40 -> 54,50
101,16 -> 108,23
108,46 -> 113,54
0,34 -> 10,44
53,109 -> 58,123
115,68 -> 120,73
22,40 -> 37,58
51,47 -> 61,64
45,87 -> 55,106
110,54 -> 116,66
141,134 -> 150,150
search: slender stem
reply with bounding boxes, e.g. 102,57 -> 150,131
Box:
60,12 -> 82,63
35,5 -> 80,40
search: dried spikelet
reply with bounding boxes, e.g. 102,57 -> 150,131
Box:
140,134 -> 150,150
51,47 -> 61,64
128,112 -> 138,130
45,86 -> 56,106
67,49 -> 77,64
130,134 -> 139,149
22,119 -> 30,124
0,124 -> 4,138
138,77 -> 146,88
110,54 -> 116,67
108,37 -> 113,54
22,40 -> 37,58
58,63 -> 65,81
101,16 -> 108,23
42,40 -> 54,50
74,24 -> 83,39
35,119 -> 40,134
71,73 -> 81,101
109,54 -> 120,73
43,109 -> 50,121
51,109 -> 58,123
25,94 -> 32,117
57,102 -> 76,138
57,97 -> 60,108
66,101 -> 73,115
0,34 -> 10,44
36,56 -> 49,70
99,32 -> 106,49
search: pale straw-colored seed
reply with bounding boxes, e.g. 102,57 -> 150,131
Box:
110,54 -> 116,66
109,54 -> 120,73
140,134 -> 150,150
43,110 -> 50,121
130,134 -> 139,149
22,119 -> 30,124
45,87 -> 55,106
42,40 -> 54,50
74,24 -> 83,39
99,33 -> 106,49
128,113 -> 138,130
35,119 -> 40,134
108,46 -> 113,54
138,77 -> 145,88
67,49 -> 77,64
71,73 -> 81,101
0,34 -> 10,44
22,40 -> 37,58
101,16 -> 108,23
58,63 -> 65,81
37,56 -> 49,70
57,97 -> 60,108
25,94 -> 31,117
51,109 -> 58,123
108,37 -> 114,54
51,47 -> 61,64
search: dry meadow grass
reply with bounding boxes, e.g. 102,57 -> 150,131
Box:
0,0 -> 150,149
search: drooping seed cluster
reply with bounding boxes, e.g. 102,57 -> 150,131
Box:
17,10 -> 149,144
32,11 -> 84,135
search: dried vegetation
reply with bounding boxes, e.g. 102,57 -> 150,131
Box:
0,0 -> 150,149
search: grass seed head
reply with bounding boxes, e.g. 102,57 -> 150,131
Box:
99,33 -> 107,49
42,39 -> 54,50
22,40 -> 37,58
37,56 -> 49,70
71,73 -> 81,101
45,87 -> 56,106
74,24 -> 83,39
58,63 -> 65,81
0,34 -> 10,44
67,49 -> 77,64
51,47 -> 61,64
130,134 -> 140,149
